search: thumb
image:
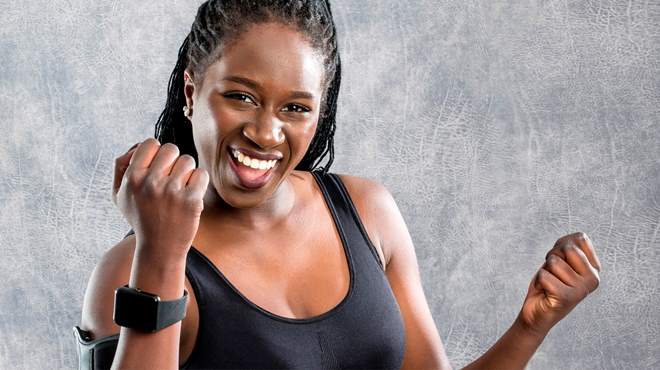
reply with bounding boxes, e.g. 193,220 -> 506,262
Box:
112,142 -> 140,205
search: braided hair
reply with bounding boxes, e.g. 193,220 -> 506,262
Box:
154,0 -> 341,175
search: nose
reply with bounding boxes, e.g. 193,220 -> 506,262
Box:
242,109 -> 285,149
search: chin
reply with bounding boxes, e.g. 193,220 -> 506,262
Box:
214,171 -> 288,209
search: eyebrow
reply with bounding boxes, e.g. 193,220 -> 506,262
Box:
222,75 -> 315,100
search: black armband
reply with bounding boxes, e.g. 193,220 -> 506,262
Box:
123,228 -> 135,239
73,326 -> 119,370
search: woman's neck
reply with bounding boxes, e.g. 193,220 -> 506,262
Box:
199,175 -> 298,233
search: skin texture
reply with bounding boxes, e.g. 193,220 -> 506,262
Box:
80,21 -> 601,370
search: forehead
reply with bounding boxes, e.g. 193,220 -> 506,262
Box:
202,22 -> 325,95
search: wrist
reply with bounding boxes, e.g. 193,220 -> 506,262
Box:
512,314 -> 550,342
135,240 -> 189,267
130,245 -> 187,301
462,314 -> 550,370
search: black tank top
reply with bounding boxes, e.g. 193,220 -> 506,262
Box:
179,170 -> 406,369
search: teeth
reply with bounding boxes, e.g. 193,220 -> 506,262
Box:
232,149 -> 277,170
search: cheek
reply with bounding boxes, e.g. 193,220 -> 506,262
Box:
290,119 -> 320,159
208,101 -> 245,134
302,120 -> 319,141
190,108 -> 230,166
191,118 -> 218,155
194,106 -> 244,150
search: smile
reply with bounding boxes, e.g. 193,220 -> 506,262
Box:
227,147 -> 281,189
231,149 -> 278,170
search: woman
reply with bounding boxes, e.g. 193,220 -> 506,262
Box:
74,0 -> 602,369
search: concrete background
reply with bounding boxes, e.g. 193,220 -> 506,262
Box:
2,0 -> 659,369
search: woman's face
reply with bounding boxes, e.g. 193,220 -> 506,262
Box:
184,22 -> 325,209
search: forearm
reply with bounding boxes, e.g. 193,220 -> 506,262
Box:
112,243 -> 187,370
460,317 -> 548,370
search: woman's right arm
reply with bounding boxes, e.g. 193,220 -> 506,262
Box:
79,234 -> 188,370
79,138 -> 209,370
119,238 -> 188,369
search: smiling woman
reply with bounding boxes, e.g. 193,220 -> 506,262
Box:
185,22 -> 327,202
157,1 -> 341,181
73,1 -> 602,370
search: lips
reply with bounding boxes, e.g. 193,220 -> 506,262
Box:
226,146 -> 278,189
230,146 -> 283,161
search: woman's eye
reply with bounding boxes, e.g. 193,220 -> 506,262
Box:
225,93 -> 256,105
282,104 -> 310,113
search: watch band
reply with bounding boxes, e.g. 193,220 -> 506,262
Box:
113,284 -> 189,333
155,287 -> 189,331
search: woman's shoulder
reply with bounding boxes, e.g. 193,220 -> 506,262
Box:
321,171 -> 397,269
334,172 -> 387,194
318,171 -> 394,210
331,172 -> 415,273
300,169 -> 390,197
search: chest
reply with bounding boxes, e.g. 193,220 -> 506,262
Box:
180,171 -> 405,369
182,227 -> 404,370
194,197 -> 355,320
182,228 -> 405,370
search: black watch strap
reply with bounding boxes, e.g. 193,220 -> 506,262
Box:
113,284 -> 189,333
155,287 -> 189,331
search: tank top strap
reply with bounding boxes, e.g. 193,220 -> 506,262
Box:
311,169 -> 385,272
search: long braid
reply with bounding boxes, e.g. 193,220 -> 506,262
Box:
298,0 -> 340,175
154,34 -> 198,163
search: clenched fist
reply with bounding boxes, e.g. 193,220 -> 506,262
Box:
112,138 -> 210,260
517,232 -> 602,336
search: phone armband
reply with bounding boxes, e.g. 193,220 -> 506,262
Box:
72,325 -> 119,370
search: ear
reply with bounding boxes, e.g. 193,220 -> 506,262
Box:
183,69 -> 195,110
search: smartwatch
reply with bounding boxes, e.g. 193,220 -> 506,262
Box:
113,284 -> 189,333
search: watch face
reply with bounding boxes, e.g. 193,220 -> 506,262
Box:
113,286 -> 160,332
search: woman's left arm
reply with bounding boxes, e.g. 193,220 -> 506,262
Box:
342,175 -> 601,370
461,232 -> 602,370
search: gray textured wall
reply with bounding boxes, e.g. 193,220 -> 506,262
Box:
2,1 -> 658,369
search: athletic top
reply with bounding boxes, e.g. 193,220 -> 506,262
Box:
127,169 -> 406,369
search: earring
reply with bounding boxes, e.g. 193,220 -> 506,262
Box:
183,106 -> 192,119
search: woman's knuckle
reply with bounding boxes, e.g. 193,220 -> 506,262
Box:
560,242 -> 575,253
182,193 -> 202,210
589,274 -> 600,290
144,138 -> 160,146
162,142 -> 179,154
553,237 -> 563,249
179,154 -> 196,167
142,176 -> 161,194
164,180 -> 179,194
579,285 -> 590,300
126,172 -> 140,187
